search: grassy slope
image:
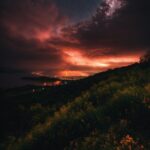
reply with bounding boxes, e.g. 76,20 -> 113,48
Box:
1,63 -> 150,149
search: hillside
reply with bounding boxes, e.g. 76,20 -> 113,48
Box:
0,63 -> 150,150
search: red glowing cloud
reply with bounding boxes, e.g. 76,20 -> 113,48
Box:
63,49 -> 110,68
60,48 -> 141,76
0,0 -> 149,78
1,1 -> 68,42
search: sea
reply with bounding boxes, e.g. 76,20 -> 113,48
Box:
0,73 -> 36,89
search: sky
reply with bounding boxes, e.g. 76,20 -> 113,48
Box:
0,0 -> 150,78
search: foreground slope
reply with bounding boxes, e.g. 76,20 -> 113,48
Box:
1,63 -> 150,149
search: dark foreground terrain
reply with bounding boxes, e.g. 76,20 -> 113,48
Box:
0,62 -> 150,150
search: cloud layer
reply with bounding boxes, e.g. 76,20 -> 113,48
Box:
0,0 -> 150,77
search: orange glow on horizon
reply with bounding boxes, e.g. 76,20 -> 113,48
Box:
63,49 -> 140,67
59,70 -> 89,77
53,80 -> 62,86
60,48 -> 141,77
63,49 -> 110,68
30,49 -> 141,78
105,57 -> 139,63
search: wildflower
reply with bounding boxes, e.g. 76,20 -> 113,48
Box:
120,135 -> 135,145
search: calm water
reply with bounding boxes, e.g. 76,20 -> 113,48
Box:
0,73 -> 35,89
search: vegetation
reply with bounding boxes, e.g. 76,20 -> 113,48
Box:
140,51 -> 150,65
0,61 -> 150,150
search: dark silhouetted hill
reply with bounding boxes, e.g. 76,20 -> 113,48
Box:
0,62 -> 150,149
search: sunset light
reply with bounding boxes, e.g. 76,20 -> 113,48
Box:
61,49 -> 140,77
59,70 -> 89,77
63,49 -> 110,68
36,30 -> 51,42
1,0 -> 150,149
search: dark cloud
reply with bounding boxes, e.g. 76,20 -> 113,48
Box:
0,0 -> 68,74
67,0 -> 150,52
0,36 -> 65,72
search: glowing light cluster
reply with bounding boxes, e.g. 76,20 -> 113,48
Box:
31,71 -> 44,76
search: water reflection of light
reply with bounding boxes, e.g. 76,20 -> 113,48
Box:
43,81 -> 62,87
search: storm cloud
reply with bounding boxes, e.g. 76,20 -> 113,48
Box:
0,0 -> 150,77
